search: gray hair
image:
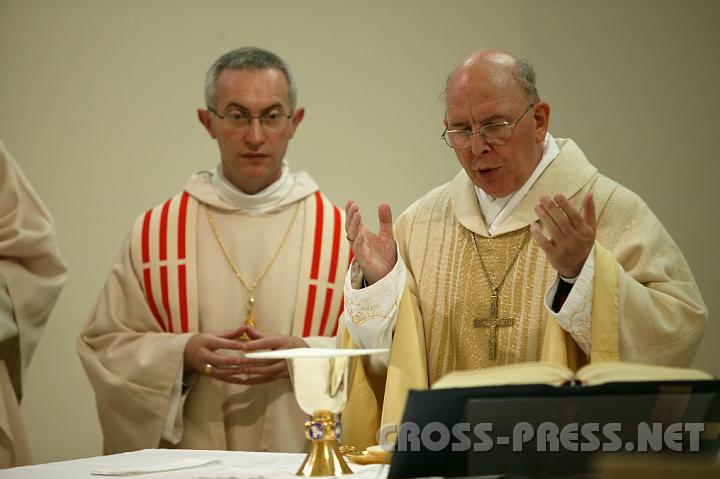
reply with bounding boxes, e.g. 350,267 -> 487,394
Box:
513,58 -> 540,104
204,47 -> 298,110
441,56 -> 540,105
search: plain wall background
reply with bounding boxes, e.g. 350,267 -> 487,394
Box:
1,0 -> 717,464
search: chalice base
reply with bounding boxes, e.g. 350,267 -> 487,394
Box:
296,411 -> 353,476
296,439 -> 352,476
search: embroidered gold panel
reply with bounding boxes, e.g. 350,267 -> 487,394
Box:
403,190 -> 557,384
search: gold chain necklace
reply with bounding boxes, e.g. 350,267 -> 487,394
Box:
470,228 -> 531,359
203,202 -> 301,339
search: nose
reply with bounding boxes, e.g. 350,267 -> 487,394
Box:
243,118 -> 265,147
470,131 -> 491,157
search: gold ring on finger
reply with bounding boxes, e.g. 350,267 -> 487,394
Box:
204,363 -> 213,376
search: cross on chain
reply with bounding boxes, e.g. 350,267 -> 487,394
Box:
473,286 -> 513,360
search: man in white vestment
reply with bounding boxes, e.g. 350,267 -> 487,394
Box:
339,49 -> 707,448
0,141 -> 67,467
78,47 -> 351,454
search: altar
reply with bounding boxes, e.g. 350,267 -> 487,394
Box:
0,449 -> 388,479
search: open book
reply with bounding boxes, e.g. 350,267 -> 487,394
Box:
432,361 -> 713,389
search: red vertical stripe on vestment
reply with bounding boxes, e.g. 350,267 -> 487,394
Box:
332,296 -> 344,336
327,206 -> 341,283
178,264 -> 188,332
310,192 -> 324,280
143,268 -> 165,331
303,284 -> 317,337
178,192 -> 189,259
159,199 -> 171,261
303,192 -> 324,337
331,245 -> 353,336
177,192 -> 190,332
318,289 -> 334,336
160,265 -> 173,332
141,209 -> 152,263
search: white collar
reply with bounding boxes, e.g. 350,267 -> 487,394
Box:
475,132 -> 560,236
211,160 -> 295,213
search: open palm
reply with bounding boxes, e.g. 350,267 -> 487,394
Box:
345,200 -> 398,285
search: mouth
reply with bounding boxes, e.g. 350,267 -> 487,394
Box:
476,166 -> 500,177
242,153 -> 269,159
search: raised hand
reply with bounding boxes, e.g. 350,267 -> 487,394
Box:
345,200 -> 397,285
530,192 -> 596,279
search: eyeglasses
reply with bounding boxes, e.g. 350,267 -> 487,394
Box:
441,104 -> 535,149
207,106 -> 292,132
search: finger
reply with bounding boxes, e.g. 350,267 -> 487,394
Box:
345,201 -> 358,233
205,335 -> 245,351
539,196 -> 571,234
530,222 -> 555,253
204,350 -> 246,367
241,336 -> 296,351
229,364 -> 288,385
190,356 -> 243,377
237,361 -> 287,377
211,366 -> 251,381
582,193 -> 596,230
535,202 -> 563,241
347,208 -> 362,240
191,349 -> 243,374
237,357 -> 281,367
377,203 -> 394,239
242,327 -> 266,341
553,195 -> 583,230
216,326 -> 250,341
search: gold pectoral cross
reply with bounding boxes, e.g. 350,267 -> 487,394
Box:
473,287 -> 513,360
239,295 -> 256,341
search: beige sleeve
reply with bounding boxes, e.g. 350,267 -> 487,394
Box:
597,185 -> 706,366
0,141 -> 67,396
76,237 -> 192,453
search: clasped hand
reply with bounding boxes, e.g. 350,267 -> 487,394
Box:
530,192 -> 597,279
183,326 -> 308,385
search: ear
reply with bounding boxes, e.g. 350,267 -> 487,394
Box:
197,108 -> 217,139
532,102 -> 550,144
288,107 -> 305,139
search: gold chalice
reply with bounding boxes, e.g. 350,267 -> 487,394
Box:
245,348 -> 387,476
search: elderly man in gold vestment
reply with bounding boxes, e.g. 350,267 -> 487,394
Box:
78,47 -> 350,454
340,49 -> 707,448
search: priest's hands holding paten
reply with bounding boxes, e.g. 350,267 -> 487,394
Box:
345,200 -> 398,285
530,192 -> 596,279
184,326 -> 307,385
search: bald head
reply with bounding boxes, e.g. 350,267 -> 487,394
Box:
441,49 -> 550,198
444,49 -> 539,106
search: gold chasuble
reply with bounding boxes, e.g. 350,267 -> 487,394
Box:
342,138 -> 705,450
79,171 -> 351,454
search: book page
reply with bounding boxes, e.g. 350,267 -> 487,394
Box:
432,362 -> 575,389
576,361 -> 713,386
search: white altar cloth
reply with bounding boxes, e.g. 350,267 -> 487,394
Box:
0,449 -> 389,479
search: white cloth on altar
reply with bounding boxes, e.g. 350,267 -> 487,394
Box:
0,449 -> 387,479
